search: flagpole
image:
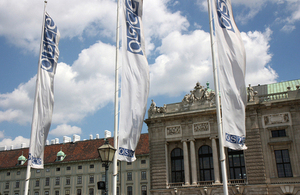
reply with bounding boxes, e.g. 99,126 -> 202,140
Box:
24,2 -> 47,195
207,0 -> 229,194
112,0 -> 120,194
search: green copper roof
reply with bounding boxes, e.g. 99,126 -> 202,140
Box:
268,79 -> 300,94
18,154 -> 26,161
57,150 -> 65,157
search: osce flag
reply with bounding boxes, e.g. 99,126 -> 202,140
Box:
118,0 -> 150,162
28,12 -> 60,169
212,0 -> 247,150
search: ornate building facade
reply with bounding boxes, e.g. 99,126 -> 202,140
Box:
145,80 -> 300,195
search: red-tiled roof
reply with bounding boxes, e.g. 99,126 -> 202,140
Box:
0,133 -> 149,169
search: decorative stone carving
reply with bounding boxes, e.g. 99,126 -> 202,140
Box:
263,113 -> 290,126
149,99 -> 167,115
193,122 -> 210,133
182,82 -> 215,104
166,126 -> 181,136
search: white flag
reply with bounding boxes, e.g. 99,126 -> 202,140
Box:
118,0 -> 150,162
28,12 -> 60,169
212,0 -> 247,150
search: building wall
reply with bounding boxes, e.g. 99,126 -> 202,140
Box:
146,84 -> 300,195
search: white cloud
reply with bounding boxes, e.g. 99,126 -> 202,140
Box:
0,41 -> 116,125
49,124 -> 82,137
0,131 -> 4,139
0,136 -> 30,149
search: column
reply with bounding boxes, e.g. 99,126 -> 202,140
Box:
183,141 -> 190,185
190,140 -> 197,185
211,138 -> 221,183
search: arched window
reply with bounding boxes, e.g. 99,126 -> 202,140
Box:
171,148 -> 184,183
198,145 -> 214,181
228,149 -> 246,179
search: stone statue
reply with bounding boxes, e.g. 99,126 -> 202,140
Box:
248,84 -> 254,102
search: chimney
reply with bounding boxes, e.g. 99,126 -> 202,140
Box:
21,143 -> 26,148
89,134 -> 93,140
73,134 -> 80,143
96,134 -> 100,139
63,136 -> 71,143
104,130 -> 112,138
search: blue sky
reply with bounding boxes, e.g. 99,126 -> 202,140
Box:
0,0 -> 300,149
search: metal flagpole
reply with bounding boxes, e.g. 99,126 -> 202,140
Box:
207,0 -> 229,194
112,0 -> 120,194
24,2 -> 48,195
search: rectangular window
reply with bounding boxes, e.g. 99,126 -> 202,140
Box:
55,177 -> 60,185
46,168 -> 50,172
36,169 -> 41,173
17,171 -> 20,175
77,176 -> 82,184
141,185 -> 147,195
66,177 -> 70,185
15,180 -> 20,188
89,188 -> 94,195
36,179 -> 40,187
127,162 -> 132,165
65,190 -> 70,195
56,167 -> 60,172
34,192 -> 39,195
5,182 -> 9,189
67,166 -> 71,170
275,149 -> 293,177
55,191 -> 59,195
45,177 -> 50,186
272,130 -> 286,137
7,172 -> 10,176
117,187 -> 119,195
141,171 -> 147,180
228,149 -> 246,179
45,191 -> 49,195
89,175 -> 94,183
77,189 -> 82,195
78,165 -> 82,170
127,186 -> 132,195
127,172 -> 132,181
90,164 -> 94,169
141,160 -> 146,164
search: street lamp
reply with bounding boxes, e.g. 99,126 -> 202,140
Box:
98,139 -> 116,195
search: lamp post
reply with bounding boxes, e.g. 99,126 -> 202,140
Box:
98,139 -> 116,195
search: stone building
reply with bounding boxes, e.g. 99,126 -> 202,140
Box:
145,79 -> 300,195
0,134 -> 150,195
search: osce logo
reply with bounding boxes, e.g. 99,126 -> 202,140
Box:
119,147 -> 135,158
225,133 -> 245,146
125,0 -> 143,55
216,0 -> 235,33
41,13 -> 59,73
28,153 -> 42,165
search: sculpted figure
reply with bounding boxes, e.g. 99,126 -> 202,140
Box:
248,84 -> 254,102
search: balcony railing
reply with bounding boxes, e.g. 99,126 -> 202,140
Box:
258,91 -> 288,102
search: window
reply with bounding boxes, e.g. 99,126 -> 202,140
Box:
89,188 -> 94,195
90,164 -> 94,168
127,162 -> 132,165
55,177 -> 60,185
78,165 -> 82,170
45,177 -> 50,186
36,169 -> 41,173
56,167 -> 60,172
272,130 -> 286,137
117,187 -> 119,195
7,172 -> 10,176
65,190 -> 70,195
77,189 -> 82,195
141,171 -> 147,180
34,192 -> 39,195
15,180 -> 20,188
66,177 -> 70,185
77,176 -> 82,184
141,160 -> 146,164
127,172 -> 132,181
275,149 -> 293,177
5,182 -> 9,189
90,175 -> 94,183
46,168 -> 50,172
141,185 -> 147,195
35,179 -> 40,187
45,191 -> 49,195
67,166 -> 71,170
127,186 -> 133,195
199,145 -> 214,181
17,171 -> 20,175
55,191 -> 59,195
171,148 -> 184,183
228,149 -> 246,179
